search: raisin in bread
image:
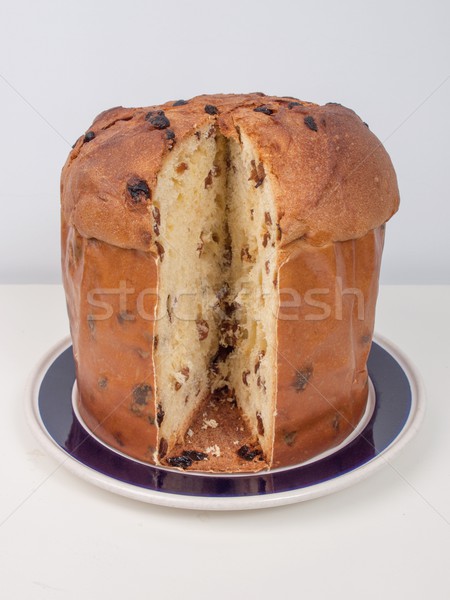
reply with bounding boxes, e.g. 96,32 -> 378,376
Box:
61,93 -> 399,472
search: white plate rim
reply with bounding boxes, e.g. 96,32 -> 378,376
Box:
25,333 -> 426,511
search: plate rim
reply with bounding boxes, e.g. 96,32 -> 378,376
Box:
25,333 -> 426,511
70,379 -> 378,477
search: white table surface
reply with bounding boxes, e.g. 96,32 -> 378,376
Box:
0,284 -> 449,599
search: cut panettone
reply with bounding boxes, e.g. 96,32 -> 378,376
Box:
61,93 -> 399,472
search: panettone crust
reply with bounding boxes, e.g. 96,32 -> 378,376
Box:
62,93 -> 399,251
61,93 -> 398,472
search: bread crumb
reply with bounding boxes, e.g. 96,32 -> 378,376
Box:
205,445 -> 221,457
202,418 -> 219,430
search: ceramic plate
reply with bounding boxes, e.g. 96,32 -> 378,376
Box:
26,334 -> 425,510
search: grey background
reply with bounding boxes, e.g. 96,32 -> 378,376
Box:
0,0 -> 448,284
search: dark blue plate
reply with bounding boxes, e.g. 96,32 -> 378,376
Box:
28,336 -> 422,510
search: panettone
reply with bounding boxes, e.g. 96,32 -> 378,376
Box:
61,93 -> 399,472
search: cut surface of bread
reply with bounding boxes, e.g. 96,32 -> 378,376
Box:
153,127 -> 278,471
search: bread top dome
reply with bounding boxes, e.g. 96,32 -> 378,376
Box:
61,93 -> 399,250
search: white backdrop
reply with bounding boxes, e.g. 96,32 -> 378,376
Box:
0,0 -> 448,284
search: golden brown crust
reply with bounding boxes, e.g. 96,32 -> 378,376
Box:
61,93 -> 399,250
273,226 -> 384,466
62,216 -> 159,461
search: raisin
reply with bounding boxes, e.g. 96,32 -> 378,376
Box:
173,99 -> 188,106
241,245 -> 253,262
166,133 -> 176,150
133,384 -> 152,405
250,209 -> 254,220
265,260 -> 270,275
304,116 -> 318,132
264,211 -> 272,225
224,301 -> 236,318
284,431 -> 297,446
223,244 -> 232,267
237,445 -> 262,461
287,101 -> 302,109
155,241 -> 165,261
83,131 -> 95,142
204,170 -> 213,188
257,375 -> 266,392
153,335 -> 159,350
254,105 -> 273,115
167,295 -> 172,322
262,231 -> 271,247
174,381 -> 182,391
256,412 -> 265,436
156,404 -> 165,426
182,450 -> 207,461
98,377 -> 108,390
113,432 -> 125,447
196,319 -> 209,340
152,206 -> 161,236
127,178 -> 151,204
242,370 -> 250,386
249,160 -> 266,188
294,365 -> 314,392
254,349 -> 265,373
276,223 -> 282,241
194,131 -> 201,139
159,437 -> 168,458
152,205 -> 161,226
145,110 -> 170,129
167,455 -> 192,469
205,104 -> 218,115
